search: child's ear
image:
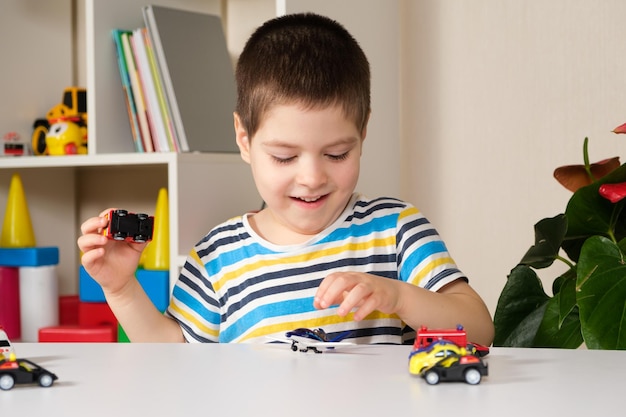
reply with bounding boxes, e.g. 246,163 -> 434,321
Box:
234,112 -> 251,163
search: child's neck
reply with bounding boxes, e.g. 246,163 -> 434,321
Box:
247,210 -> 317,246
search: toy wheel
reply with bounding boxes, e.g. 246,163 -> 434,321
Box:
134,235 -> 146,243
464,368 -> 482,385
424,370 -> 440,385
113,233 -> 126,241
115,210 -> 128,217
0,374 -> 15,390
31,123 -> 50,155
38,373 -> 54,387
137,213 -> 148,220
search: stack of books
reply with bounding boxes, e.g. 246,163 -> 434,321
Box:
112,6 -> 238,153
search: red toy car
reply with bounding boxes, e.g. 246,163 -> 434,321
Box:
413,325 -> 489,357
103,209 -> 154,243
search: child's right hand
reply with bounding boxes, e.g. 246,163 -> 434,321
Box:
77,209 -> 147,296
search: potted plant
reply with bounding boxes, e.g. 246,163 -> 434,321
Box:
493,125 -> 626,349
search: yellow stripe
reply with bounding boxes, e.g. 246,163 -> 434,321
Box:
398,206 -> 420,220
169,301 -> 219,338
409,256 -> 455,285
189,249 -> 202,265
239,310 -> 400,342
213,236 -> 395,291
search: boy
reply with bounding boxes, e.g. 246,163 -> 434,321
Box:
77,13 -> 494,345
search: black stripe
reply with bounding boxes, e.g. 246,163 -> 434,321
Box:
424,269 -> 467,290
219,254 -> 397,309
178,271 -> 220,309
197,231 -> 251,258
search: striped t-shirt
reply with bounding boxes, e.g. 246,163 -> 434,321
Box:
167,194 -> 466,344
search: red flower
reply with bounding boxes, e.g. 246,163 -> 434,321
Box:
599,182 -> 626,203
613,122 -> 626,134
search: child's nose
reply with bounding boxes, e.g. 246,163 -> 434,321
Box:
296,158 -> 327,188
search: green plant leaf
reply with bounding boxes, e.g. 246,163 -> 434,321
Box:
564,164 -> 626,261
577,236 -> 626,349
533,293 -> 583,348
556,268 -> 577,325
493,265 -> 550,346
519,214 -> 568,269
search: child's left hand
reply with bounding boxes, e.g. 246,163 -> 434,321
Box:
313,272 -> 403,321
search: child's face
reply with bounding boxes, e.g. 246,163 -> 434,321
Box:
235,103 -> 365,244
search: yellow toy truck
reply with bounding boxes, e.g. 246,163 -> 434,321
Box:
31,87 -> 88,155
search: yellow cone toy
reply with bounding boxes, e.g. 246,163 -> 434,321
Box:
141,188 -> 169,270
1,173 -> 36,247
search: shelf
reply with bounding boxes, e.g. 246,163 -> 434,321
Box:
0,152 -> 243,170
0,0 -> 261,299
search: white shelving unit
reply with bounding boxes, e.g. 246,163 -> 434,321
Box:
0,0 -> 261,295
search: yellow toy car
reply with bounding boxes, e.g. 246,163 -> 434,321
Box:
408,341 -> 467,375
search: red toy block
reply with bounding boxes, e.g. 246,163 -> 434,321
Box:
38,325 -> 116,342
59,295 -> 79,326
78,301 -> 118,328
0,267 -> 20,340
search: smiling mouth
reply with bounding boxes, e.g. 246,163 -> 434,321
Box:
293,195 -> 326,203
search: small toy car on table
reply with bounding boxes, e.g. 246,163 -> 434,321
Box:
413,325 -> 490,357
284,328 -> 352,353
0,356 -> 58,390
103,209 -> 154,243
421,353 -> 488,385
408,340 -> 467,375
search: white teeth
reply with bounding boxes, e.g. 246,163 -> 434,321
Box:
300,196 -> 320,202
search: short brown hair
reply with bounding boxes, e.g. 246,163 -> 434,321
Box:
235,13 -> 371,137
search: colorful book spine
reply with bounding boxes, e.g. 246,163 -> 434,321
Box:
142,28 -> 179,152
111,29 -> 144,153
142,6 -> 190,152
121,31 -> 154,153
131,27 -> 170,152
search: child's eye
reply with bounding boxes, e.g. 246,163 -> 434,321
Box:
327,151 -> 349,161
272,155 -> 296,164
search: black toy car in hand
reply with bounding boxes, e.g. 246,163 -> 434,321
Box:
103,209 -> 154,243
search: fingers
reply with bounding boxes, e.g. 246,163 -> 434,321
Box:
314,272 -> 376,320
80,215 -> 108,236
315,272 -> 401,321
99,207 -> 117,217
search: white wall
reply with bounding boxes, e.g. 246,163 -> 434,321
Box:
401,0 -> 626,315
0,0 -> 73,145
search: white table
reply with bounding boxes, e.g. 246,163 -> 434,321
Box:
0,343 -> 623,416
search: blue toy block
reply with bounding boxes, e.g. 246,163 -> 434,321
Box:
79,266 -> 169,311
0,247 -> 59,267
136,268 -> 169,312
79,265 -> 106,303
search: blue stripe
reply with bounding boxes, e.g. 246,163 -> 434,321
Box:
219,254 -> 397,308
399,240 -> 448,282
319,213 -> 398,243
173,285 -> 221,325
220,297 -> 317,342
177,274 -> 219,308
205,241 -> 275,276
